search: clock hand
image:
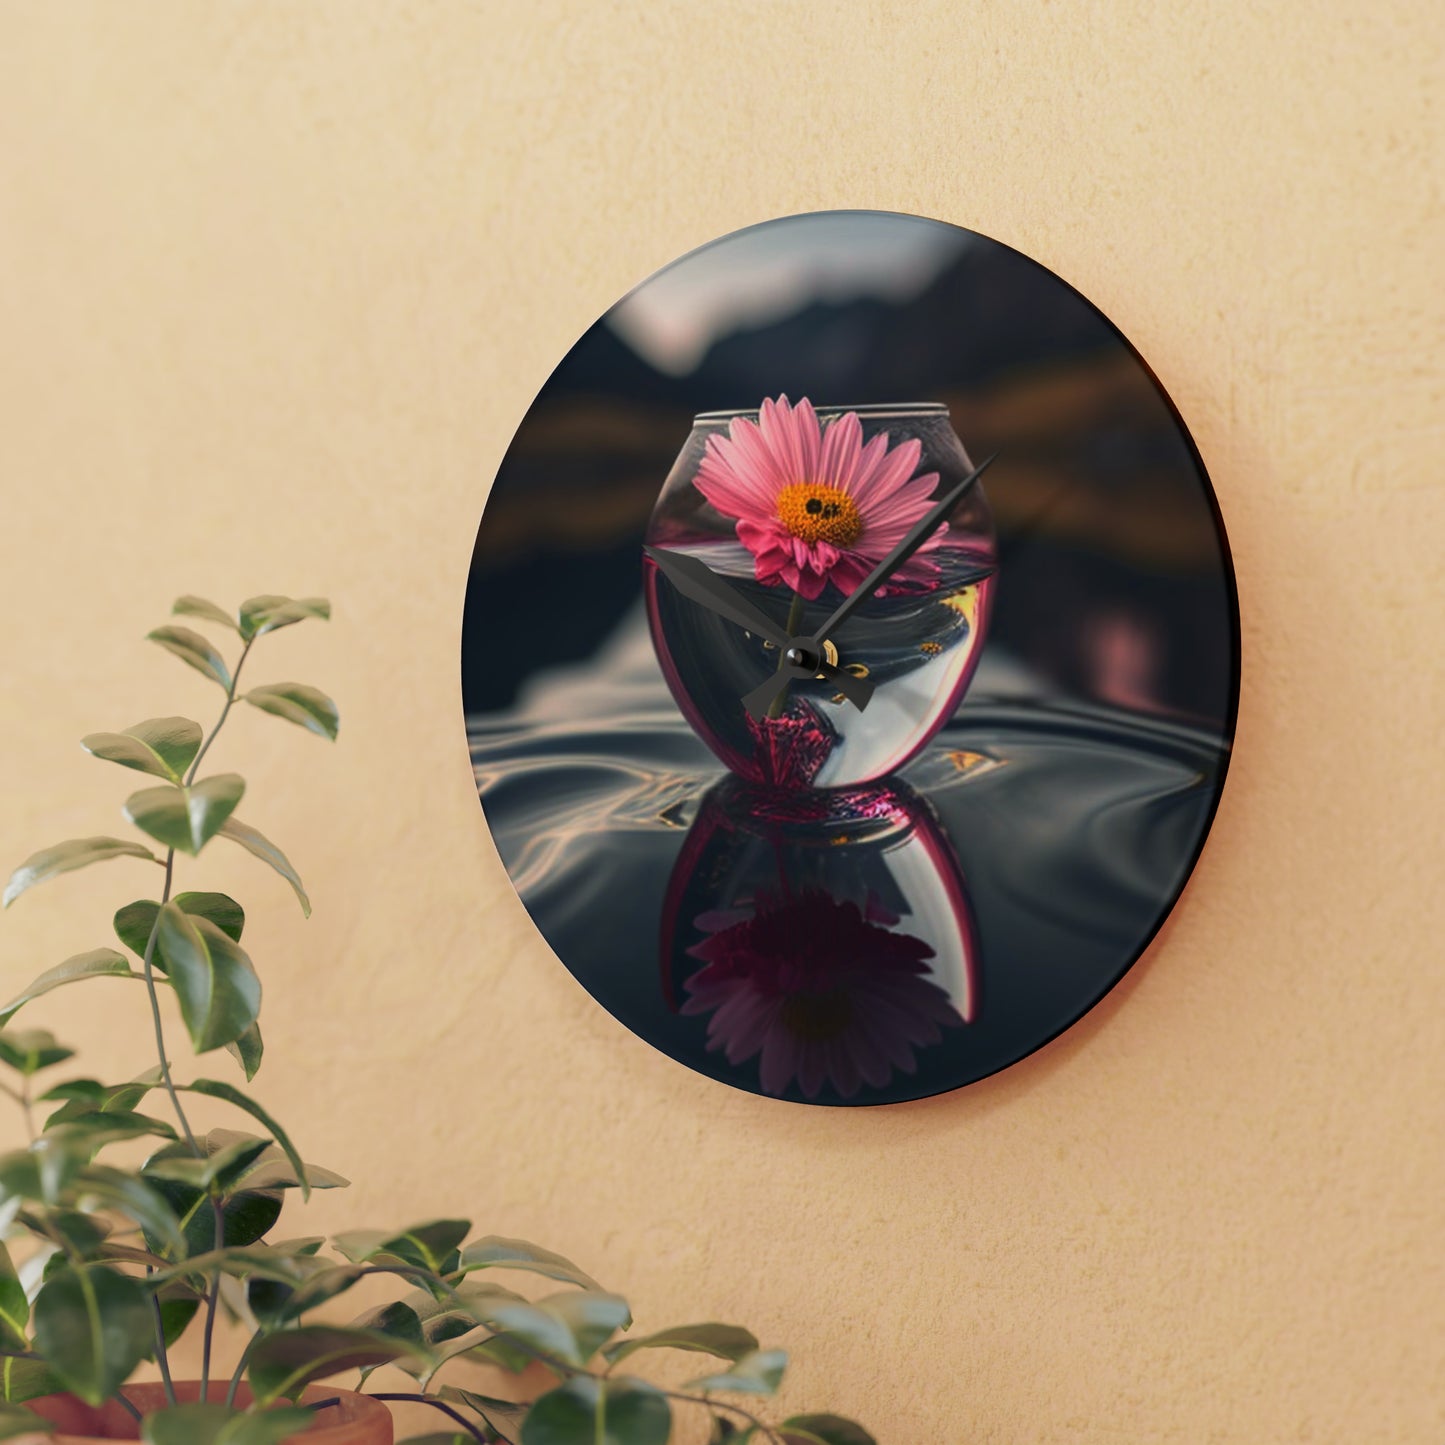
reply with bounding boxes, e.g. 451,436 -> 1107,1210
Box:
644,545 -> 790,647
814,452 -> 998,643
646,546 -> 874,716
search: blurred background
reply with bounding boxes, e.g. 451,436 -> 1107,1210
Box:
464,212 -> 1236,735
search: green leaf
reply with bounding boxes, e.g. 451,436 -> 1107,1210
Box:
152,1280 -> 201,1350
42,1109 -> 178,1162
225,1022 -> 264,1081
248,1324 -> 423,1404
779,1416 -> 878,1445
243,684 -> 339,741
541,1289 -> 631,1361
0,1245 -> 29,1352
33,1263 -> 151,1405
124,775 -> 246,857
39,1211 -> 113,1259
148,624 -> 232,690
397,1437 -> 473,1445
352,1299 -> 425,1349
462,1332 -> 535,1373
42,1068 -> 162,1124
482,1290 -> 631,1369
266,1236 -> 326,1256
149,1243 -> 325,1297
272,1260 -> 441,1326
354,1281 -> 521,1363
708,1417 -> 755,1445
211,1132 -> 347,1193
143,1402 -> 239,1445
75,1166 -> 186,1257
440,1387 -> 529,1439
37,1079 -> 107,1106
143,1401 -> 315,1445
171,596 -> 241,634
4,838 -> 158,908
115,891 -> 245,958
143,1135 -> 272,1192
521,1377 -> 670,1445
0,950 -> 139,1028
0,1146 -> 55,1209
81,717 -> 203,783
0,1357 -> 64,1406
456,1236 -> 601,1290
145,1177 -> 279,1259
332,1220 -> 470,1275
0,1030 -> 73,1076
603,1322 -> 759,1367
686,1349 -> 788,1396
217,818 -> 310,917
219,1410 -> 319,1445
239,596 -> 330,641
142,1135 -> 312,1261
178,1080 -> 312,1201
0,1403 -> 58,1438
155,907 -> 260,1053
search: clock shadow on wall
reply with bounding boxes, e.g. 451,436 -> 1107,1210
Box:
464,212 -> 1238,1106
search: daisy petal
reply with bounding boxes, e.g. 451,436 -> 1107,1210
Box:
823,552 -> 873,596
819,410 -> 863,489
791,397 -> 822,479
758,395 -> 810,485
852,436 -> 925,509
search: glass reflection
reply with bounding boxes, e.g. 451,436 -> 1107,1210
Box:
659,777 -> 977,1102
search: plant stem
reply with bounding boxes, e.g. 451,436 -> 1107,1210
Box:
224,1335 -> 256,1409
184,641 -> 255,1401
765,591 -> 807,720
114,1392 -> 144,1424
366,1394 -> 490,1443
138,850 -> 199,1157
199,1196 -> 225,1397
134,636 -> 256,1405
655,1389 -> 786,1445
185,638 -> 254,786
146,1269 -> 178,1408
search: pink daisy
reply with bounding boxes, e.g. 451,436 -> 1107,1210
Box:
693,394 -> 946,600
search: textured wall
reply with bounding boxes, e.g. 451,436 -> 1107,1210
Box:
1,4 -> 1441,1441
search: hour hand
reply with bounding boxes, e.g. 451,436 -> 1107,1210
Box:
644,546 -> 789,647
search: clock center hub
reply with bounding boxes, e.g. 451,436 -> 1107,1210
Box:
783,638 -> 839,675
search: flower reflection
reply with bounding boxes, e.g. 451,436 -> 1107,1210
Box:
660,776 -> 977,1102
744,701 -> 837,788
681,886 -> 962,1100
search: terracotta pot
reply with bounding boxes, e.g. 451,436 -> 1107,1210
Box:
19,1381 -> 393,1443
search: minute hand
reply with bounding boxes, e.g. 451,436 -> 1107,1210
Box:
815,452 -> 998,641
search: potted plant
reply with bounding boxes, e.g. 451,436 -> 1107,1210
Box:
0,593 -> 876,1445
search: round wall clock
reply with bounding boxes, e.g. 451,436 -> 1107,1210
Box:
464,211 -> 1238,1106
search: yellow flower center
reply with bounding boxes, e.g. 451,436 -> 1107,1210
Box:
775,483 -> 862,548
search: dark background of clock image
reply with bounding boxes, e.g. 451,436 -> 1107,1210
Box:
463,214 -> 1238,1104
464,213 -> 1236,726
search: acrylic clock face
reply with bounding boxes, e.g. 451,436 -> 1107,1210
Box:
464,211 -> 1238,1106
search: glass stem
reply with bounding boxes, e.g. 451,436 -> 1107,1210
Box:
766,591 -> 806,720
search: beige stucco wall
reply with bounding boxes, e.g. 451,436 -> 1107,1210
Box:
1,4 -> 1441,1440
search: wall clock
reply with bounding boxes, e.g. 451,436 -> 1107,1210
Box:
464,211 -> 1238,1106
